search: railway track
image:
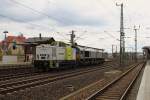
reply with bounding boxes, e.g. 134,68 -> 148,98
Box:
0,71 -> 43,81
0,62 -> 117,82
0,63 -> 116,95
59,62 -> 145,100
86,62 -> 145,100
0,62 -> 113,81
0,64 -> 32,72
0,67 -> 36,80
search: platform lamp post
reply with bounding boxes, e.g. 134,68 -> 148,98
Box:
3,31 -> 8,55
3,31 -> 8,40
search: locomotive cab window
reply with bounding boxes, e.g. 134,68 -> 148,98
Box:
85,51 -> 89,57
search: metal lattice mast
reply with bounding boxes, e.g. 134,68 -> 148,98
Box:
70,30 -> 76,47
117,3 -> 125,67
134,25 -> 140,62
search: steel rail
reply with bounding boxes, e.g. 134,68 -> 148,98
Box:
86,62 -> 145,100
0,64 -> 115,95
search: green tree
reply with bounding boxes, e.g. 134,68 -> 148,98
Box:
0,49 -> 3,60
7,49 -> 12,55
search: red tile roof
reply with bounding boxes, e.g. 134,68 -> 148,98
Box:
6,35 -> 26,43
0,42 -> 2,46
0,35 -> 26,46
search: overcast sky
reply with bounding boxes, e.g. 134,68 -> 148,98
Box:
0,0 -> 150,52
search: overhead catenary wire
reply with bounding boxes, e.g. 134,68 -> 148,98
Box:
6,0 -> 83,40
56,32 -> 69,41
7,0 -> 57,30
0,14 -> 70,41
2,0 -> 130,50
0,14 -> 52,30
96,0 -> 117,16
104,31 -> 120,41
75,30 -> 120,43
0,2 -> 66,40
9,0 -> 76,25
10,0 -> 54,19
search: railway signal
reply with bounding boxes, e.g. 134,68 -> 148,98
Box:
13,41 -> 17,50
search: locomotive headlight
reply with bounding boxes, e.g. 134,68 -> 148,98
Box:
47,54 -> 49,59
37,54 -> 39,59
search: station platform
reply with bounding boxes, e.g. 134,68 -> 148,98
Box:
0,62 -> 32,69
136,60 -> 150,100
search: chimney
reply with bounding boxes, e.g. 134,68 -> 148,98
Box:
39,33 -> 42,39
20,34 -> 23,37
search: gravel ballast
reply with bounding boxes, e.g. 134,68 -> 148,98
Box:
0,62 -> 135,100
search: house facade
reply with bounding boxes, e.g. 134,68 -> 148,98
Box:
0,34 -> 26,61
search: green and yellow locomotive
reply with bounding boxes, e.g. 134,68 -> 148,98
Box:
33,41 -> 105,70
